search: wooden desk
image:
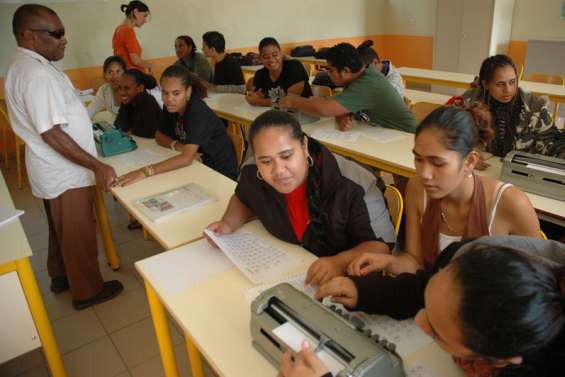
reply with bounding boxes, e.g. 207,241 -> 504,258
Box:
404,89 -> 450,105
398,67 -> 565,103
110,161 -> 236,250
135,220 -> 464,377
241,65 -> 262,75
0,174 -> 67,376
295,56 -> 328,70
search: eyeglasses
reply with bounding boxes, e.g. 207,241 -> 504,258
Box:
30,28 -> 66,39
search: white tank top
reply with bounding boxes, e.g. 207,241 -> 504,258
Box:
423,182 -> 513,254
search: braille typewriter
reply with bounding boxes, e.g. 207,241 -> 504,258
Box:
92,121 -> 137,157
250,283 -> 405,377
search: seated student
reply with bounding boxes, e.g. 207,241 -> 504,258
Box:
460,54 -> 565,158
206,110 -> 396,286
284,235 -> 565,377
87,55 -> 125,118
246,37 -> 313,107
357,40 -> 404,98
173,35 -> 213,82
344,106 -> 541,277
114,69 -> 160,138
201,31 -> 245,93
278,43 -> 416,133
114,65 -> 238,186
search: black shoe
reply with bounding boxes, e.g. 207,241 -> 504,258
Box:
72,280 -> 123,310
127,219 -> 142,230
50,277 -> 69,294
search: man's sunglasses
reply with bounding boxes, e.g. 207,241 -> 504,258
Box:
30,28 -> 66,39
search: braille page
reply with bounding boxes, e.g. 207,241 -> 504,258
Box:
310,129 -> 361,142
204,230 -> 301,285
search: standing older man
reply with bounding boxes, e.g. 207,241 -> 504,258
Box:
5,4 -> 122,310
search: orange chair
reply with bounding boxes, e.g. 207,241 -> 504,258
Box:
384,185 -> 403,235
0,100 -> 26,189
525,73 -> 565,120
410,102 -> 442,124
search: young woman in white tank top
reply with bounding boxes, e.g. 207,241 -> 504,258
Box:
344,106 -> 541,277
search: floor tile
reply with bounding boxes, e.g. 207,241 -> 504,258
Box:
29,247 -> 48,273
0,348 -> 45,377
111,237 -> 163,266
42,290 -> 76,322
110,317 -> 183,369
52,309 -> 106,354
113,371 -> 132,377
26,230 -> 49,252
99,263 -> 143,293
62,337 -> 127,377
94,287 -> 150,334
17,364 -> 50,377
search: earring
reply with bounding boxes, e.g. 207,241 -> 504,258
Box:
256,169 -> 263,181
468,172 -> 473,178
307,155 -> 314,167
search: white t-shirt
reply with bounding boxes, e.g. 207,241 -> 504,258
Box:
87,83 -> 120,118
4,47 -> 96,199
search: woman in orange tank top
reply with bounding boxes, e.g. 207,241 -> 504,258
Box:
112,1 -> 154,73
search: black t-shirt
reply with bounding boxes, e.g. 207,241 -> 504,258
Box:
158,96 -> 238,180
213,56 -> 245,86
114,91 -> 159,138
252,59 -> 312,99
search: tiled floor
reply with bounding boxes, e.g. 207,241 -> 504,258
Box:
0,165 -> 217,377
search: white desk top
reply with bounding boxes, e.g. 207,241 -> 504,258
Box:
398,67 -> 565,101
404,89 -> 450,105
110,161 -> 236,250
295,56 -> 327,65
135,220 -> 464,377
204,93 -> 266,123
0,174 -> 32,265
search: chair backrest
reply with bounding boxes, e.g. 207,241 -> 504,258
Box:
525,72 -> 565,86
301,62 -> 312,77
540,230 -> 548,240
311,85 -> 332,97
384,185 -> 403,235
515,62 -> 524,80
411,102 -> 442,124
226,121 -> 245,168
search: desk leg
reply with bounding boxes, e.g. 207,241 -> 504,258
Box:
16,258 -> 68,377
185,336 -> 204,377
145,281 -> 180,377
93,187 -> 120,270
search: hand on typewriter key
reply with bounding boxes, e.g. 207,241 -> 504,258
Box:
347,252 -> 394,277
306,256 -> 344,286
280,341 -> 329,377
314,276 -> 358,309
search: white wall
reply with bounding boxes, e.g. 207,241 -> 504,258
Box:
0,0 -> 387,75
383,0 -> 438,35
511,0 -> 565,40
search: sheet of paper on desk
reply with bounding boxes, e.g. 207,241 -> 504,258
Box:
0,207 -> 24,228
204,230 -> 301,285
311,129 -> 361,142
243,272 -> 316,303
356,312 -> 433,357
360,126 -> 409,143
273,322 -> 344,376
137,241 -> 232,296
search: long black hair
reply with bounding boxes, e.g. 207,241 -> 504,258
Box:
160,65 -> 207,99
123,68 -> 156,90
452,245 -> 565,377
477,54 -> 518,103
176,35 -> 197,58
417,105 -> 495,157
249,110 -> 330,247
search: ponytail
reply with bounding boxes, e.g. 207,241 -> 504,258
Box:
416,106 -> 494,158
123,69 -> 157,90
120,1 -> 149,17
356,40 -> 379,66
160,65 -> 207,99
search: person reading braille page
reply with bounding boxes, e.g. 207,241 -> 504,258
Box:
114,68 -> 160,138
87,55 -> 126,118
281,235 -> 565,377
114,65 -> 238,186
205,110 -> 396,286
337,106 -> 540,278
112,0 -> 154,73
5,4 -> 122,310
278,43 -> 416,133
459,54 -> 565,158
246,37 -> 312,107
173,35 -> 213,82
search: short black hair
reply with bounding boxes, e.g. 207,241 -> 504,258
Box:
326,43 -> 364,73
103,56 -> 126,73
202,31 -> 226,53
258,37 -> 280,52
357,40 -> 380,66
12,3 -> 57,40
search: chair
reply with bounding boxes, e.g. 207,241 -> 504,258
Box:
540,230 -> 548,240
410,102 -> 442,124
525,72 -> 565,120
0,100 -> 26,189
301,62 -> 312,77
384,185 -> 403,235
515,62 -> 524,80
1,100 -> 9,169
227,121 -> 245,168
311,85 -> 332,97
